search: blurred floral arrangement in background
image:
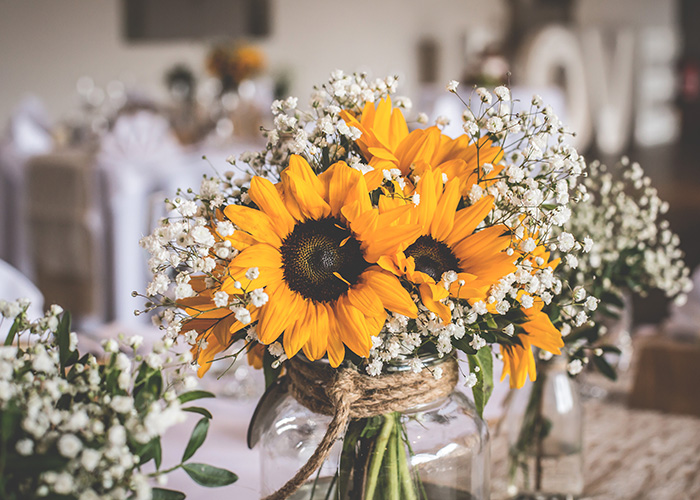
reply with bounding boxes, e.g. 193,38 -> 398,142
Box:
553,157 -> 692,378
206,43 -> 266,94
0,300 -> 236,500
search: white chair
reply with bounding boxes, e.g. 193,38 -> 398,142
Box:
0,96 -> 53,276
25,150 -> 106,328
97,111 -> 185,324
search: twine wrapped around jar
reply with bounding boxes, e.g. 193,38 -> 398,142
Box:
264,355 -> 459,500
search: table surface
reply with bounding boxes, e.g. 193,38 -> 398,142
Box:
491,388 -> 700,499
160,370 -> 700,500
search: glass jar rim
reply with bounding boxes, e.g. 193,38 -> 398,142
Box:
294,351 -> 453,373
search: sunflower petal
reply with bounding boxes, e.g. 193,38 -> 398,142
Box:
334,297 -> 372,357
430,177 -> 461,241
326,309 -> 346,367
249,176 -> 296,238
283,301 -> 312,359
363,267 -> 417,318
228,243 -> 282,269
224,205 -> 282,246
347,282 -> 385,317
444,195 -> 495,248
319,161 -> 371,218
302,303 -> 330,361
282,155 -> 331,220
419,283 -> 451,324
257,282 -> 303,344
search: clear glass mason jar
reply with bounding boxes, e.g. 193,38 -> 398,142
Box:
505,356 -> 583,500
258,354 -> 490,500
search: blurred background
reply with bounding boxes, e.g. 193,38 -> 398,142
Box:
0,0 -> 698,330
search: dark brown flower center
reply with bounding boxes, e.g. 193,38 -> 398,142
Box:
280,217 -> 369,302
405,235 -> 461,282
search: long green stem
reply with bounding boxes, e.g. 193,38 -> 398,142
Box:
364,414 -> 395,500
384,422 -> 399,500
396,416 -> 417,500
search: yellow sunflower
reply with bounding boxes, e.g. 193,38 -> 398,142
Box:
500,298 -> 564,388
375,168 -> 517,324
342,98 -> 504,195
216,155 -> 419,368
178,275 -> 260,377
499,228 -> 564,388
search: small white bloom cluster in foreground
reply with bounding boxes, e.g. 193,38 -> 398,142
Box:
0,300 -> 196,500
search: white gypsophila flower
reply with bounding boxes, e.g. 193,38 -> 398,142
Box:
57,434 -> 82,458
465,372 -> 478,388
249,288 -> 269,307
177,199 -> 197,217
174,283 -> 195,300
435,116 -> 450,127
476,87 -> 492,104
417,112 -> 428,125
470,335 -> 486,351
268,342 -> 284,358
213,291 -> 229,308
16,438 -> 33,455
566,254 -> 579,269
53,472 -> 74,495
366,358 -> 383,376
233,307 -> 252,325
567,359 -> 584,375
111,395 -> 134,414
0,300 -> 22,318
144,353 -> 163,370
216,220 -> 235,238
557,232 -> 575,252
446,80 -> 459,92
245,267 -> 260,280
584,296 -> 599,311
494,86 -> 510,101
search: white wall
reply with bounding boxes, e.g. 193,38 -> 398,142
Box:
0,0 -> 507,126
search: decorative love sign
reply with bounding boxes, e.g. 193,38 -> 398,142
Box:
520,24 -> 679,154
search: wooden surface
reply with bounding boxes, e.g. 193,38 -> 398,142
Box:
491,352 -> 700,500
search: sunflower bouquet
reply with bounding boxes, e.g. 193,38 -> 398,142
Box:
140,71 -> 593,499
206,43 -> 265,93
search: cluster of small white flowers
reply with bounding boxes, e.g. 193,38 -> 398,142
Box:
564,158 -> 692,303
0,303 -> 193,499
229,71 -> 406,181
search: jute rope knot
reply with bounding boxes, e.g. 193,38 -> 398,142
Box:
264,356 -> 459,500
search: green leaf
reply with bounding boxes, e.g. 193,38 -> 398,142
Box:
137,437 -> 162,469
182,418 -> 210,463
3,315 -> 22,346
182,463 -> 238,487
134,364 -> 163,410
592,355 -> 617,381
150,488 -> 186,500
177,390 -> 215,404
182,406 -> 213,419
467,347 -> 494,419
263,351 -> 282,389
453,336 -> 476,355
56,311 -> 73,371
485,314 -> 498,330
599,345 -> 622,355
